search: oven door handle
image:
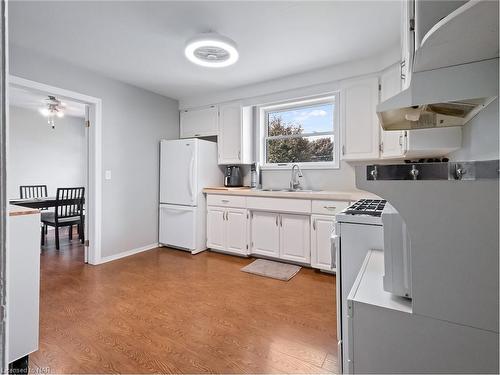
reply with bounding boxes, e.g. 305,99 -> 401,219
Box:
332,234 -> 340,270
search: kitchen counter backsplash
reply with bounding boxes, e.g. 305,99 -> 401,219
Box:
261,162 -> 356,191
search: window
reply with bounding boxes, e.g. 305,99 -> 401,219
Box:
261,95 -> 339,168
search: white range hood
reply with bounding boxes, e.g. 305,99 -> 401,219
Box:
378,0 -> 499,131
377,58 -> 498,131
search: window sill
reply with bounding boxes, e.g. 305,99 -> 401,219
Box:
260,162 -> 339,171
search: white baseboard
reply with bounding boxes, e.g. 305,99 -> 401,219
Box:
97,243 -> 159,264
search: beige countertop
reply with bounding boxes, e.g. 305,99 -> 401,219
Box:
203,186 -> 378,201
9,205 -> 40,217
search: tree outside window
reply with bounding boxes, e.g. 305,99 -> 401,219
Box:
264,99 -> 337,166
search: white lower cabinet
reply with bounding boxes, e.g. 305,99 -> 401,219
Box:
311,215 -> 336,271
207,206 -> 248,256
226,209 -> 248,254
250,211 -> 280,257
250,211 -> 310,264
206,194 -> 348,268
279,214 -> 311,263
207,206 -> 225,251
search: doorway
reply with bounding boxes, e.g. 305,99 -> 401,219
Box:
9,86 -> 87,260
8,76 -> 102,264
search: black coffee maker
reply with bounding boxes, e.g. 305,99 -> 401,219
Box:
224,166 -> 243,187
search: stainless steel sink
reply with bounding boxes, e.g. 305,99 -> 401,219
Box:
257,188 -> 318,193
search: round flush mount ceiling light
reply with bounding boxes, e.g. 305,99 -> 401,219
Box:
184,32 -> 239,68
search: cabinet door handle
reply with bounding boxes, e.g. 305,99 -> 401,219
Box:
221,199 -> 229,203
313,219 -> 316,230
238,150 -> 241,160
323,206 -> 337,210
280,215 -> 283,227
275,215 -> 278,226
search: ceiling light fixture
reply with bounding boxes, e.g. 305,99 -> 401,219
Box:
39,95 -> 65,129
184,32 -> 239,68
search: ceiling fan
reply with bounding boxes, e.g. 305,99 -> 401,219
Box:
39,95 -> 66,129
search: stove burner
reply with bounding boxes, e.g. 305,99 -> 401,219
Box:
345,199 -> 387,217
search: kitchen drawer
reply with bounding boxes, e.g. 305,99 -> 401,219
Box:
311,200 -> 350,216
207,194 -> 247,208
247,197 -> 311,214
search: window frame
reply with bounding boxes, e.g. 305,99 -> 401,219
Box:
258,94 -> 340,170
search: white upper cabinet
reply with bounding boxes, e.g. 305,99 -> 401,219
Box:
380,64 -> 406,159
180,106 -> 218,138
341,76 -> 380,161
218,104 -> 253,165
401,0 -> 415,90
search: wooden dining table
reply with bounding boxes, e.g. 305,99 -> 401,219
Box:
9,197 -> 84,209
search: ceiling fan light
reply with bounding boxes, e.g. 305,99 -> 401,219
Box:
185,33 -> 239,68
39,108 -> 50,116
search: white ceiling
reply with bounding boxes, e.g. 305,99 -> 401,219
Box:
8,1 -> 401,100
9,86 -> 86,118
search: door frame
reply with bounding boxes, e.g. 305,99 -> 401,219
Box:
8,75 -> 103,265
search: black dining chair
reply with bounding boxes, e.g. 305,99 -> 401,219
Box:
41,187 -> 85,250
20,184 -> 48,202
20,184 -> 50,235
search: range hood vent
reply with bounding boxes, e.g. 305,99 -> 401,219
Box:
377,59 -> 498,131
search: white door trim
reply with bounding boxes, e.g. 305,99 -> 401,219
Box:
8,75 -> 103,265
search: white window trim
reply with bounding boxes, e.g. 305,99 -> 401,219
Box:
257,93 -> 340,170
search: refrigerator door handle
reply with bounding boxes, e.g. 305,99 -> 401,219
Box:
188,152 -> 195,203
162,207 -> 187,213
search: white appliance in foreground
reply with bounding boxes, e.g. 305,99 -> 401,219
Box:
342,161 -> 499,374
334,201 -> 385,374
8,209 -> 40,364
159,139 -> 220,253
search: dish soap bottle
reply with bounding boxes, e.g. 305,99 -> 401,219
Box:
250,163 -> 257,189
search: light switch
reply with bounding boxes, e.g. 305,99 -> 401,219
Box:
105,170 -> 112,180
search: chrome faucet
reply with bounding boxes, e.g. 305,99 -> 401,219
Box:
290,164 -> 303,190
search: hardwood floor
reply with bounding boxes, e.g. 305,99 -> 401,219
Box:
32,233 -> 337,374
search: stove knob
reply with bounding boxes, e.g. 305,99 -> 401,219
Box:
410,165 -> 419,180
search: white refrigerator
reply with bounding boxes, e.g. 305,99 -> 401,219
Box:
159,138 -> 221,253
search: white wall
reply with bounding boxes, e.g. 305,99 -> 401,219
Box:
9,44 -> 180,259
448,99 -> 499,161
8,106 -> 85,198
